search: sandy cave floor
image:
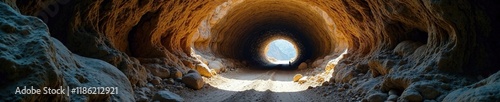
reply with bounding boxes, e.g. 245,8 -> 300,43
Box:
164,67 -> 363,102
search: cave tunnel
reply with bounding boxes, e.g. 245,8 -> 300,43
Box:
200,0 -> 337,70
2,0 -> 500,101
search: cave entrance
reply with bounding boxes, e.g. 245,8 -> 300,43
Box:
264,39 -> 298,64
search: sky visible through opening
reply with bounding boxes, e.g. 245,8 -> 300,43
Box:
265,39 -> 297,64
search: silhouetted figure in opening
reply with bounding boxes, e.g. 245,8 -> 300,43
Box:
289,61 -> 291,67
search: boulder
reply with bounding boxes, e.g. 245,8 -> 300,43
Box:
293,74 -> 303,82
182,72 -> 205,90
152,90 -> 184,102
195,63 -> 213,77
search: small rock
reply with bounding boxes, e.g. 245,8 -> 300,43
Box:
298,62 -> 308,70
387,95 -> 398,101
325,62 -> 335,71
145,65 -> 170,78
182,72 -> 204,90
293,74 -> 303,82
174,85 -> 183,89
195,63 -> 213,77
417,86 -> 440,99
155,85 -> 164,89
298,76 -> 308,84
210,69 -> 217,75
182,60 -> 195,70
388,90 -> 398,95
208,61 -> 224,73
152,90 -> 184,102
401,89 -> 423,102
321,82 -> 330,86
135,87 -> 151,102
165,78 -> 175,84
152,76 -> 162,85
316,77 -> 325,82
338,88 -> 346,91
367,93 -> 388,102
170,69 -> 183,79
139,87 -> 151,94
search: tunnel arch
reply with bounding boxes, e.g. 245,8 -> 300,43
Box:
206,0 -> 336,69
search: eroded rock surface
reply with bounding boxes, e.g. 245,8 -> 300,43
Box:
0,3 -> 133,101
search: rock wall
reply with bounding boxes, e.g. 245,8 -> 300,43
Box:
0,3 -> 133,101
7,0 -> 227,87
1,0 -> 499,101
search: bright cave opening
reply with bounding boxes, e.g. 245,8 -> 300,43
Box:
264,39 -> 298,64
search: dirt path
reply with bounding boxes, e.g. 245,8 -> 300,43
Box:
174,68 -> 330,102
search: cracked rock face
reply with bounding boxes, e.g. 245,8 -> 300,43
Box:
1,0 -> 499,101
